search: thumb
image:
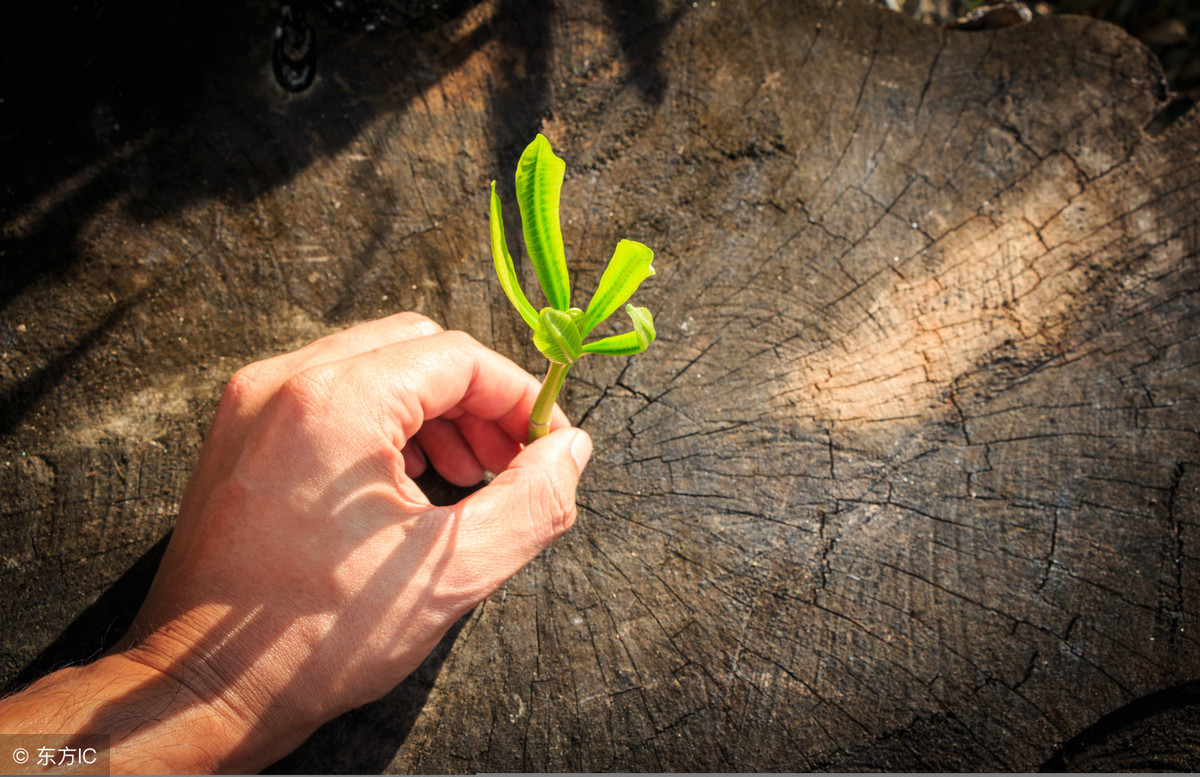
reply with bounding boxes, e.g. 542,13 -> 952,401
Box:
456,427 -> 592,571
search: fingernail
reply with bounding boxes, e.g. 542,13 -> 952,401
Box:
569,429 -> 593,473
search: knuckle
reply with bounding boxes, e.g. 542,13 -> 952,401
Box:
277,366 -> 337,417
527,467 -> 577,542
395,311 -> 443,336
221,364 -> 269,409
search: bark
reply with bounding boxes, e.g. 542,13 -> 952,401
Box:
2,0 -> 1199,771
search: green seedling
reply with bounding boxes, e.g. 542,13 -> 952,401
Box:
490,134 -> 657,442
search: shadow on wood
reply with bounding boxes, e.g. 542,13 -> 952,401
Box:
1042,680 -> 1200,772
1,534 -> 169,696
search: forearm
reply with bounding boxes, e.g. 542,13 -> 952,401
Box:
0,651 -> 251,774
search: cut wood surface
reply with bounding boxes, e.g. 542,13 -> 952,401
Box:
2,0 -> 1198,771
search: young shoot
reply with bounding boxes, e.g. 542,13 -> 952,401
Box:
490,134 -> 657,442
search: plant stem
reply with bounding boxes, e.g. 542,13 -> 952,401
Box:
528,361 -> 571,442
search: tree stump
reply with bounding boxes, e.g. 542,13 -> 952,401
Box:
2,0 -> 1198,771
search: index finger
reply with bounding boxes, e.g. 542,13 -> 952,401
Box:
221,312 -> 444,420
339,330 -> 571,444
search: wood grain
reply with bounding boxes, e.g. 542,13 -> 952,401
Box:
2,0 -> 1197,771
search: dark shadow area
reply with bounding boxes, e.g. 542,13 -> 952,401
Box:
1,533 -> 170,696
599,0 -> 669,104
486,0 -> 555,194
0,0 -> 677,311
414,468 -> 481,507
1148,95 -> 1197,136
1041,680 -> 1200,771
1,0 -> 490,310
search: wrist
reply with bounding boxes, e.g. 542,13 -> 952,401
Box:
113,605 -> 325,774
113,598 -> 345,772
111,640 -> 257,773
0,648 -> 249,774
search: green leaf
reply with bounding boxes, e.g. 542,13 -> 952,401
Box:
581,304 -> 656,356
489,181 -> 539,330
515,134 -> 570,310
578,239 -> 654,336
533,308 -> 583,365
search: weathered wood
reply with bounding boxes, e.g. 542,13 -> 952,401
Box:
3,0 -> 1199,771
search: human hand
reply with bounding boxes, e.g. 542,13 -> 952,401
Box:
110,312 -> 590,771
